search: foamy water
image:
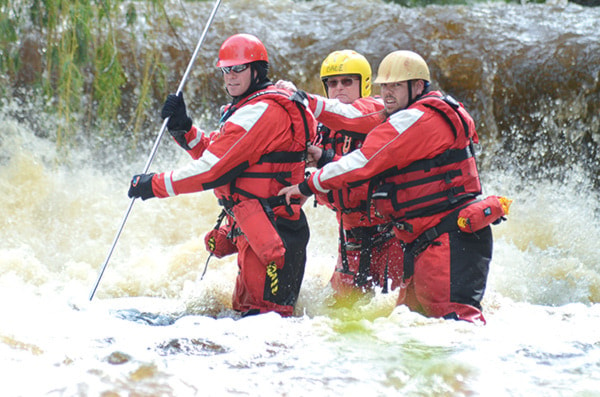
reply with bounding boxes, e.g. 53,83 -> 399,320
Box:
2,100 -> 600,396
2,0 -> 600,393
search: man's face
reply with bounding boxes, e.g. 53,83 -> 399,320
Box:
379,81 -> 411,114
223,64 -> 252,97
324,75 -> 361,104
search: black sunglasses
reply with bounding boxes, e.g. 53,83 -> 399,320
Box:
220,64 -> 249,74
324,77 -> 358,88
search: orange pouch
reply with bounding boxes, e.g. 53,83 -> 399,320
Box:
457,195 -> 512,233
232,199 -> 287,268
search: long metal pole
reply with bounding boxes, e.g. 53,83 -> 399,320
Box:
89,0 -> 222,301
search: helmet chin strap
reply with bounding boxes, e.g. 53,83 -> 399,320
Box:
405,80 -> 429,109
232,62 -> 272,104
406,80 -> 414,108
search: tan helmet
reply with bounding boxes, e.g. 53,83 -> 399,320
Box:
320,50 -> 371,97
374,50 -> 430,84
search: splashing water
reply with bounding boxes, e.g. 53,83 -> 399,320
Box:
1,1 -> 600,396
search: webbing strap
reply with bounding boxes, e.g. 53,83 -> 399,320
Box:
257,151 -> 306,164
402,199 -> 476,280
354,228 -> 374,287
338,216 -> 352,276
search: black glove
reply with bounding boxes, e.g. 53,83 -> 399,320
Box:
317,148 -> 335,168
161,92 -> 193,149
128,173 -> 156,200
289,90 -> 310,108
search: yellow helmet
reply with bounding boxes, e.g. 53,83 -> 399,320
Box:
320,50 -> 372,97
374,50 -> 430,84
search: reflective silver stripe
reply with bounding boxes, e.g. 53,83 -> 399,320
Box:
312,109 -> 424,192
316,149 -> 369,193
314,97 -> 325,118
356,109 -> 423,160
323,99 -> 365,119
188,130 -> 205,148
312,169 -> 328,194
228,102 -> 268,132
172,150 -> 220,181
170,103 -> 268,183
388,108 -> 423,135
164,172 -> 176,197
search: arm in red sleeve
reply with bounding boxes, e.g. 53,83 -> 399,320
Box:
151,99 -> 290,198
307,107 -> 447,195
308,95 -> 385,135
181,126 -> 212,160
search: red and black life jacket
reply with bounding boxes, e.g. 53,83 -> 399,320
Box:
317,123 -> 374,220
369,94 -> 482,222
214,89 -> 314,216
320,123 -> 366,156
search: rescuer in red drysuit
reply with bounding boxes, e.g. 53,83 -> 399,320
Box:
297,50 -> 404,301
282,50 -> 498,323
128,33 -> 317,317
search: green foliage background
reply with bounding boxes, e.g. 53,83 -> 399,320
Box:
0,0 -> 177,151
0,0 -> 591,152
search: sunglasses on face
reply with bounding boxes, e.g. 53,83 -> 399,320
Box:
220,64 -> 249,74
324,77 -> 358,89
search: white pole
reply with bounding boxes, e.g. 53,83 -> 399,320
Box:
89,0 -> 223,301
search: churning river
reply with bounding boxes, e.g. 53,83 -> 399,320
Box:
1,0 -> 599,396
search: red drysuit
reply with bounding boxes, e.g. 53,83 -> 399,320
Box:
152,86 -> 317,317
301,91 -> 492,323
307,94 -> 404,296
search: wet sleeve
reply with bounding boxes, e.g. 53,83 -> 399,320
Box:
306,108 -> 428,194
184,126 -> 212,160
313,96 -> 385,135
152,102 -> 274,198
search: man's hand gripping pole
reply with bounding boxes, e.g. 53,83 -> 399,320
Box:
88,0 -> 223,301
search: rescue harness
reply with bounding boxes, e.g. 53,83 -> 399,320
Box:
365,93 -> 482,224
217,88 -> 313,215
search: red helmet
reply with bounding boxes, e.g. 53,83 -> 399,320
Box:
216,33 -> 269,67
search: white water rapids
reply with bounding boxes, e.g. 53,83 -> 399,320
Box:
2,0 -> 600,395
2,96 -> 600,396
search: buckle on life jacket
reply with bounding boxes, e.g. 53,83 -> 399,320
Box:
393,219 -> 413,233
345,223 -> 395,250
218,197 -> 237,209
443,95 -> 460,109
265,195 -> 300,216
371,182 -> 394,199
447,186 -> 464,204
